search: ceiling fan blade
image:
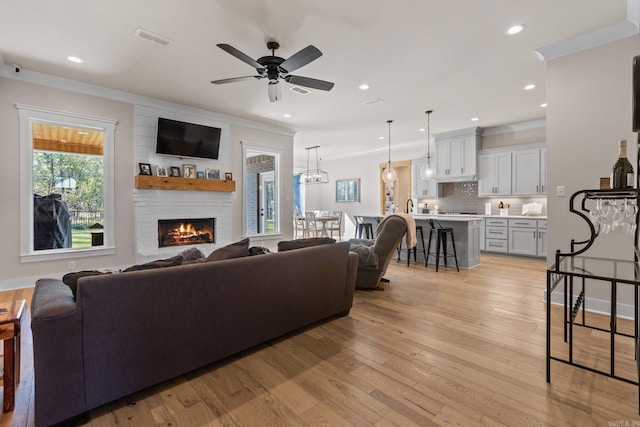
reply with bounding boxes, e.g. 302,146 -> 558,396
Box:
216,44 -> 263,70
285,75 -> 334,91
211,76 -> 261,85
279,45 -> 322,73
268,81 -> 281,102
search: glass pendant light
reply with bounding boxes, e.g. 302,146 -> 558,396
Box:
381,119 -> 398,186
419,110 -> 435,180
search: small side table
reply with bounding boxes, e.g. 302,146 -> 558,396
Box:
0,300 -> 25,412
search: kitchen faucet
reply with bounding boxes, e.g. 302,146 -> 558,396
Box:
406,198 -> 414,213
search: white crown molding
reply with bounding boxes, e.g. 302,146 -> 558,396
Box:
482,118 -> 546,136
535,0 -> 640,61
0,64 -> 295,137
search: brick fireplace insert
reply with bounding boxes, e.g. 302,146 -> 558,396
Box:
157,218 -> 215,248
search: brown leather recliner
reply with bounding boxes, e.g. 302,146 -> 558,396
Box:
351,215 -> 408,289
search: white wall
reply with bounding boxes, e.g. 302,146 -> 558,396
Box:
305,123 -> 546,238
0,76 -> 294,289
547,35 -> 639,260
0,77 -> 135,288
547,34 -> 640,309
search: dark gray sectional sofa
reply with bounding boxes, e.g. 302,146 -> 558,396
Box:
30,241 -> 358,426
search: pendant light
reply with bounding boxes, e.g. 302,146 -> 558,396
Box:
381,120 -> 398,186
303,145 -> 329,184
419,110 -> 435,180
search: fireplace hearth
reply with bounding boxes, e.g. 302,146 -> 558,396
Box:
158,218 -> 215,248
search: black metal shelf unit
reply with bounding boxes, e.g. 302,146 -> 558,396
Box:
546,186 -> 640,411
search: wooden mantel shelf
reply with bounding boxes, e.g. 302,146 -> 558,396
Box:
135,175 -> 236,192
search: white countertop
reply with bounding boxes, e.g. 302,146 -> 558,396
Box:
412,213 -> 547,221
412,214 -> 484,222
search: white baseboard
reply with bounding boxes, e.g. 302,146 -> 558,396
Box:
544,289 -> 636,320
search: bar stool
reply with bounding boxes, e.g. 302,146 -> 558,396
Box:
396,226 -> 427,266
354,216 -> 374,239
426,219 -> 459,272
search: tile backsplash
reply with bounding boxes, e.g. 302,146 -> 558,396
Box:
418,181 -> 547,216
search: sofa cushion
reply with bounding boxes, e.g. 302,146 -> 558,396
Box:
207,238 -> 250,261
122,255 -> 184,273
277,237 -> 336,252
62,270 -> 112,298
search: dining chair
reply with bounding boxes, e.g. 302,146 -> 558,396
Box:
328,211 -> 342,240
305,211 -> 321,237
293,211 -> 307,239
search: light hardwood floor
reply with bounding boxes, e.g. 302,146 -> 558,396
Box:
1,254 -> 639,426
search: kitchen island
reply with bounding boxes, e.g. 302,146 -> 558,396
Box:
411,214 -> 483,269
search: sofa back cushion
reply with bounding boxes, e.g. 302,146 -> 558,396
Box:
207,238 -> 250,261
277,237 -> 335,252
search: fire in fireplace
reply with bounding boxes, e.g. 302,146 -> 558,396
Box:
158,218 -> 215,248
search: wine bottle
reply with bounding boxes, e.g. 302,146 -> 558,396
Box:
611,139 -> 634,189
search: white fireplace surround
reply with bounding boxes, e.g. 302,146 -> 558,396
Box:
133,104 -> 233,263
133,190 -> 232,263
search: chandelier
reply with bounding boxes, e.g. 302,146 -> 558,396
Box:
303,145 -> 329,184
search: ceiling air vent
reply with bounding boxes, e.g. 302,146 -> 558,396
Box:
361,97 -> 383,107
290,86 -> 311,95
134,28 -> 172,47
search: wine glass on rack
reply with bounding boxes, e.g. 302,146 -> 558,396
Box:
589,198 -> 603,234
625,198 -> 638,235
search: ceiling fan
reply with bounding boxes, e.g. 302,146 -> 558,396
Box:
211,41 -> 334,102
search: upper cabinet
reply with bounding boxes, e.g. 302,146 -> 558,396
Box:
411,157 -> 440,198
512,147 -> 547,195
478,144 -> 546,197
434,127 -> 482,182
478,151 -> 512,196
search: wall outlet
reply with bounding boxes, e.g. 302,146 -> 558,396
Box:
68,261 -> 76,270
556,186 -> 565,197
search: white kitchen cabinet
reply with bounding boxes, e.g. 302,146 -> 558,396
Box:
537,219 -> 547,257
508,219 -> 538,256
411,157 -> 440,198
512,147 -> 546,195
484,217 -> 547,257
434,127 -> 482,182
485,217 -> 508,253
478,151 -> 512,196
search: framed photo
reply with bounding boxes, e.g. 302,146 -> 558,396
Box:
138,163 -> 152,176
336,178 -> 360,202
206,168 -> 220,180
182,164 -> 196,178
224,172 -> 233,181
156,165 -> 168,177
170,166 -> 181,178
197,171 -> 204,179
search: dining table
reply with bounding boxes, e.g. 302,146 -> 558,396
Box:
313,215 -> 339,237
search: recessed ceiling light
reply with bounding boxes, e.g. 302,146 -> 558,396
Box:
66,56 -> 84,63
506,24 -> 525,35
540,103 -> 548,108
524,83 -> 536,90
379,136 -> 384,140
419,128 -> 426,132
471,117 -> 479,122
358,83 -> 370,90
283,113 -> 291,118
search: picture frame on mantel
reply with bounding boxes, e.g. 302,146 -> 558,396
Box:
336,178 -> 360,202
139,162 -> 152,176
182,164 -> 196,179
170,166 -> 181,178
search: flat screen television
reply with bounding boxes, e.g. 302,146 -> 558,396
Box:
156,117 -> 221,159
